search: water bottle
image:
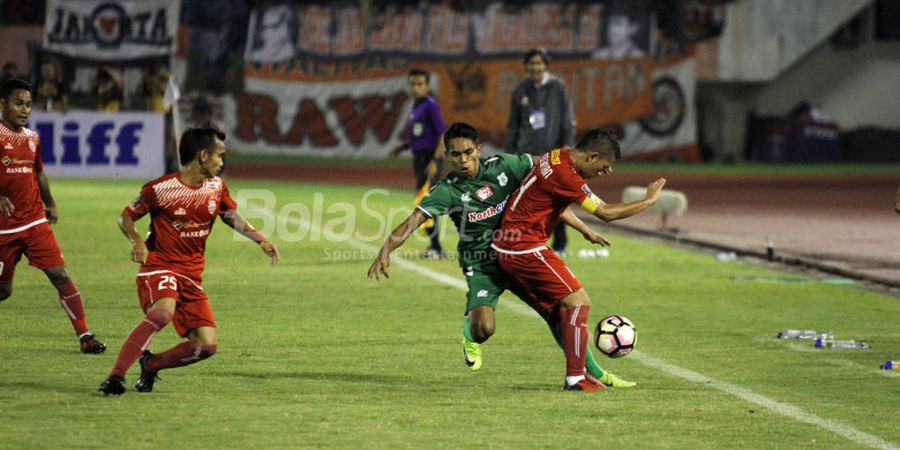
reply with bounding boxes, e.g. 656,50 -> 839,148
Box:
777,329 -> 833,340
814,338 -> 870,349
880,360 -> 898,370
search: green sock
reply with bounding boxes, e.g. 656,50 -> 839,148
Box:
547,319 -> 604,378
463,316 -> 474,342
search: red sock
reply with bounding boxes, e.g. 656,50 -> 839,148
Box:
109,309 -> 172,378
56,280 -> 88,337
147,342 -> 217,372
559,305 -> 590,377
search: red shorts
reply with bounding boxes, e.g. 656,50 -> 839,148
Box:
136,270 -> 216,337
495,245 -> 583,314
0,221 -> 65,284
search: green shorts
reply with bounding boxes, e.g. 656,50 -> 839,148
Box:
462,262 -> 510,314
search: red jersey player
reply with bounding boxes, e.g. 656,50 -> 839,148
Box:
99,127 -> 280,396
0,78 -> 106,354
491,128 -> 665,392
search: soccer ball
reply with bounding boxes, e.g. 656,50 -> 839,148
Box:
594,315 -> 636,358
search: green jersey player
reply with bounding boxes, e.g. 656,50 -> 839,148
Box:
368,123 -> 630,387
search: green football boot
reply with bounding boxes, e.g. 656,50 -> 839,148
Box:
462,338 -> 482,371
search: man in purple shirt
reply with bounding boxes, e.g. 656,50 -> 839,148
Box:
389,69 -> 447,258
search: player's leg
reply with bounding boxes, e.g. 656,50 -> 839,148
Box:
461,266 -> 503,371
99,296 -> 176,395
0,241 -> 20,302
27,224 -> 105,352
558,289 -> 593,389
413,151 -> 443,258
136,285 -> 217,392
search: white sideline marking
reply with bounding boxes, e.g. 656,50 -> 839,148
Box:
258,208 -> 897,450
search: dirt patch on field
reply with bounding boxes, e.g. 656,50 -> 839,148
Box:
229,162 -> 900,291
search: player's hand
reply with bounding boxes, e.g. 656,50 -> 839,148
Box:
131,241 -> 148,264
646,178 -> 667,203
582,230 -> 611,247
260,240 -> 280,265
0,196 -> 14,217
387,144 -> 405,158
367,251 -> 391,281
44,206 -> 59,225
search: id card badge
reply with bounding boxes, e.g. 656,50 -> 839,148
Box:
529,108 -> 546,130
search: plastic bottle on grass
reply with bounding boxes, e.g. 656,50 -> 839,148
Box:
777,329 -> 833,340
814,338 -> 870,349
880,360 -> 897,370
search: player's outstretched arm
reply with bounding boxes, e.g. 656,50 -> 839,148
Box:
592,178 -> 666,222
367,210 -> 429,281
36,172 -> 58,224
561,207 -> 610,246
221,212 -> 280,265
118,213 -> 148,264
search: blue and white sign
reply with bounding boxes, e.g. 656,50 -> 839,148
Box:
30,111 -> 166,179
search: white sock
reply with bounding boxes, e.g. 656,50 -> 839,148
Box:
566,375 -> 585,386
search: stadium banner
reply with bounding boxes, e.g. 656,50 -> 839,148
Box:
43,0 -> 181,60
234,0 -> 656,157
29,111 -> 166,178
619,54 -> 701,161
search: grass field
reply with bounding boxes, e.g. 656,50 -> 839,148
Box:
0,178 -> 897,449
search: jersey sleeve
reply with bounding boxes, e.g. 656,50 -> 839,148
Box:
503,153 -> 534,181
123,182 -> 156,220
417,182 -> 452,219
218,182 -> 238,216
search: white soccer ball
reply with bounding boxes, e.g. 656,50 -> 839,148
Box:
594,315 -> 636,358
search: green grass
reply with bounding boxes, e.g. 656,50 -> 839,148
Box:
0,178 -> 897,449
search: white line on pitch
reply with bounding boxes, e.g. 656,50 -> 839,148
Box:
254,207 -> 897,450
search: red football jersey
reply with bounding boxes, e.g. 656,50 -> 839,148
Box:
0,122 -> 45,233
494,148 -> 598,252
124,173 -> 237,281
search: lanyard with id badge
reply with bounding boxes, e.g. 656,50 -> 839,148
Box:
529,108 -> 546,130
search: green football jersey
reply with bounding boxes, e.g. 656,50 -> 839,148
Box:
418,153 -> 533,268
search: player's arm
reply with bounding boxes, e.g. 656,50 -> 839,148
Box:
367,210 -> 430,281
118,211 -> 148,264
35,171 -> 58,224
220,212 -> 280,265
560,207 -> 609,247
586,178 -> 667,222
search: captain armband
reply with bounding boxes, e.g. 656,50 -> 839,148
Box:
579,193 -> 604,214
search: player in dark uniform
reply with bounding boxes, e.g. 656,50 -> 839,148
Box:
99,128 -> 280,396
389,69 -> 447,259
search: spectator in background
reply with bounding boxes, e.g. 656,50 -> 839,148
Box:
139,64 -> 170,113
36,59 -> 67,112
388,69 -> 446,259
94,67 -> 124,112
1,63 -> 18,84
190,97 -> 224,134
504,47 -> 576,256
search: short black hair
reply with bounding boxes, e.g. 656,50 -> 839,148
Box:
573,127 -> 621,160
408,69 -> 430,83
523,47 -> 550,65
179,127 -> 226,166
443,122 -> 478,149
1,78 -> 31,101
